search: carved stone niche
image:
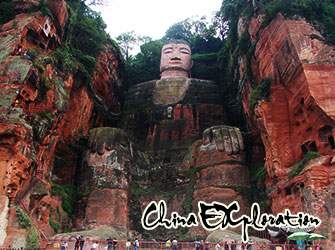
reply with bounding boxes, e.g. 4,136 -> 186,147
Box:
20,70 -> 39,102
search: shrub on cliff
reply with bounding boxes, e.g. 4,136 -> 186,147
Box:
250,162 -> 267,210
288,151 -> 320,178
51,183 -> 77,216
260,0 -> 335,44
15,207 -> 41,248
249,77 -> 272,115
49,219 -> 60,233
0,2 -> 15,26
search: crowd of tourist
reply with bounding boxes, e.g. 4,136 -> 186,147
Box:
56,237 -> 320,250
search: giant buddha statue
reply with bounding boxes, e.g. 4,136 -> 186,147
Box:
122,39 -> 244,163
77,39 -> 250,237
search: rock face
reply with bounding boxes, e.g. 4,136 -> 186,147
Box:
240,13 -> 335,247
0,0 -> 125,246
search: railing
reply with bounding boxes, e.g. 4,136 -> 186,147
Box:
46,239 -> 316,250
15,199 -> 49,246
12,177 -> 50,247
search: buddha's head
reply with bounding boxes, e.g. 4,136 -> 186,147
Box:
160,39 -> 192,79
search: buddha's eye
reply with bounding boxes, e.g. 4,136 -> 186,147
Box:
163,48 -> 173,54
180,49 -> 190,55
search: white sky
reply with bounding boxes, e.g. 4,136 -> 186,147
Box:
90,0 -> 223,40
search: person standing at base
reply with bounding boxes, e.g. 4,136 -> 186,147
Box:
215,241 -> 221,250
79,236 -> 85,250
223,241 -> 229,250
92,242 -> 99,250
106,237 -> 113,250
79,235 -> 85,250
75,236 -> 80,250
133,238 -> 139,250
172,238 -> 178,250
194,240 -> 201,250
113,238 -> 117,250
200,240 -> 204,250
246,239 -> 252,250
166,239 -> 172,250
204,241 -> 210,250
61,242 -> 68,250
230,240 -> 236,250
315,241 -> 320,250
126,239 -> 131,250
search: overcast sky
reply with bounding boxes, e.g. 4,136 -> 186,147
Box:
90,0 -> 223,40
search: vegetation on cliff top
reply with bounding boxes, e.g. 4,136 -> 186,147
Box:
53,0 -> 107,85
260,0 -> 335,44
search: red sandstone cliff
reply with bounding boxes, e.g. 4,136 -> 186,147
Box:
0,0 -> 124,246
240,13 -> 335,248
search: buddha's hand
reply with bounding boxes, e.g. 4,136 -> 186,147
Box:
202,125 -> 244,154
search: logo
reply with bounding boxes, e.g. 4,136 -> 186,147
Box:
141,200 -> 321,242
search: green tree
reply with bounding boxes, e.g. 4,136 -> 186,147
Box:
260,0 -> 335,44
125,40 -> 163,86
163,20 -> 193,42
209,11 -> 229,40
138,35 -> 152,44
116,31 -> 138,62
85,0 -> 107,5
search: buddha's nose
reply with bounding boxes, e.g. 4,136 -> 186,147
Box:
171,57 -> 181,61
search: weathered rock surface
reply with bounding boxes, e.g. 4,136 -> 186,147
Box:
240,13 -> 335,247
0,1 -> 125,245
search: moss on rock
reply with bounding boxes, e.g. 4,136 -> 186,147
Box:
88,127 -> 131,153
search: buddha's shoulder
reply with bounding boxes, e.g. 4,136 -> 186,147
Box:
125,78 -> 220,103
128,80 -> 157,93
188,78 -> 218,88
182,78 -> 221,104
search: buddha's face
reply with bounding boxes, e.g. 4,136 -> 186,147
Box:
160,43 -> 192,75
